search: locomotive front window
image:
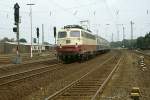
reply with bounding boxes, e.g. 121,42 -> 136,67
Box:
58,31 -> 67,38
70,31 -> 80,37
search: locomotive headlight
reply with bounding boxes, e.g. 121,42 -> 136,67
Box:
60,44 -> 62,48
75,43 -> 78,48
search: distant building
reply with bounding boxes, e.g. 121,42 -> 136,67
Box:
0,42 -> 54,54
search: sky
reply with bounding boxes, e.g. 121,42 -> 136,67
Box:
0,0 -> 150,44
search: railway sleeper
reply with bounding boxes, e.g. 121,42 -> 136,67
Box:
78,80 -> 100,82
82,79 -> 105,83
77,81 -> 102,84
68,88 -> 97,91
76,80 -> 101,83
62,92 -> 95,96
76,81 -> 100,84
69,89 -> 97,92
72,86 -> 99,88
74,86 -> 100,88
58,96 -> 91,99
76,84 -> 101,87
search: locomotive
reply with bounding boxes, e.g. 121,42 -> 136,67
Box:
56,25 -> 110,62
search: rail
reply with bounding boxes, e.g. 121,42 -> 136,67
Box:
91,57 -> 122,100
45,54 -> 122,100
0,63 -> 61,86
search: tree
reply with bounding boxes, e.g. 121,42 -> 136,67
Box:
137,37 -> 145,49
0,37 -> 11,42
136,32 -> 150,49
10,38 -> 15,42
19,38 -> 27,43
110,41 -> 122,48
144,32 -> 150,49
123,39 -> 131,48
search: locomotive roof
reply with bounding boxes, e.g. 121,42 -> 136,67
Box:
63,25 -> 91,32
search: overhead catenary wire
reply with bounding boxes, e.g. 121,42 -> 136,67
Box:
46,0 -> 81,21
101,0 -> 122,41
0,0 -> 123,42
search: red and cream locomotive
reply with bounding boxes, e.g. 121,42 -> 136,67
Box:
56,25 -> 110,62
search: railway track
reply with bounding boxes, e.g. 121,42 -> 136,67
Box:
45,54 -> 123,100
0,56 -> 11,64
0,57 -> 56,71
133,51 -> 150,100
134,50 -> 150,59
97,50 -> 150,100
0,62 -> 64,86
0,52 -> 55,65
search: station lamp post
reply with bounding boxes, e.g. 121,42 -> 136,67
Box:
27,3 -> 35,58
122,24 -> 125,48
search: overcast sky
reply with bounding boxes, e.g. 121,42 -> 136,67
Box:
0,0 -> 150,43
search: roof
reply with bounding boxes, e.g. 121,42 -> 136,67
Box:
63,25 -> 92,32
3,42 -> 53,46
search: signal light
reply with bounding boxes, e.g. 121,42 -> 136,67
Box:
75,43 -> 78,48
14,3 -> 20,24
36,27 -> 39,38
13,27 -> 17,32
54,27 -> 56,38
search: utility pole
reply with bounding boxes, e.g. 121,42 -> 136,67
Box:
112,33 -> 114,42
122,25 -> 125,48
42,24 -> 44,45
105,24 -> 110,41
42,24 -> 44,52
96,24 -> 100,36
130,21 -> 134,49
41,24 -> 44,52
27,3 -> 35,58
116,10 -> 120,41
117,26 -> 120,41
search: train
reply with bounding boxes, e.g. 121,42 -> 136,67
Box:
56,25 -> 110,62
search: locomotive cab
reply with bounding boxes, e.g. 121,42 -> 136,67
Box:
57,29 -> 82,53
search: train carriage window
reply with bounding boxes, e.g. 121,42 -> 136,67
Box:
81,31 -> 85,37
58,31 -> 67,38
70,31 -> 80,37
81,31 -> 95,40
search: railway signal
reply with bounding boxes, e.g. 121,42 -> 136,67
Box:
36,27 -> 39,38
13,3 -> 21,64
36,27 -> 40,55
14,3 -> 20,25
13,27 -> 17,32
13,3 -> 20,54
54,26 -> 56,44
54,27 -> 56,38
